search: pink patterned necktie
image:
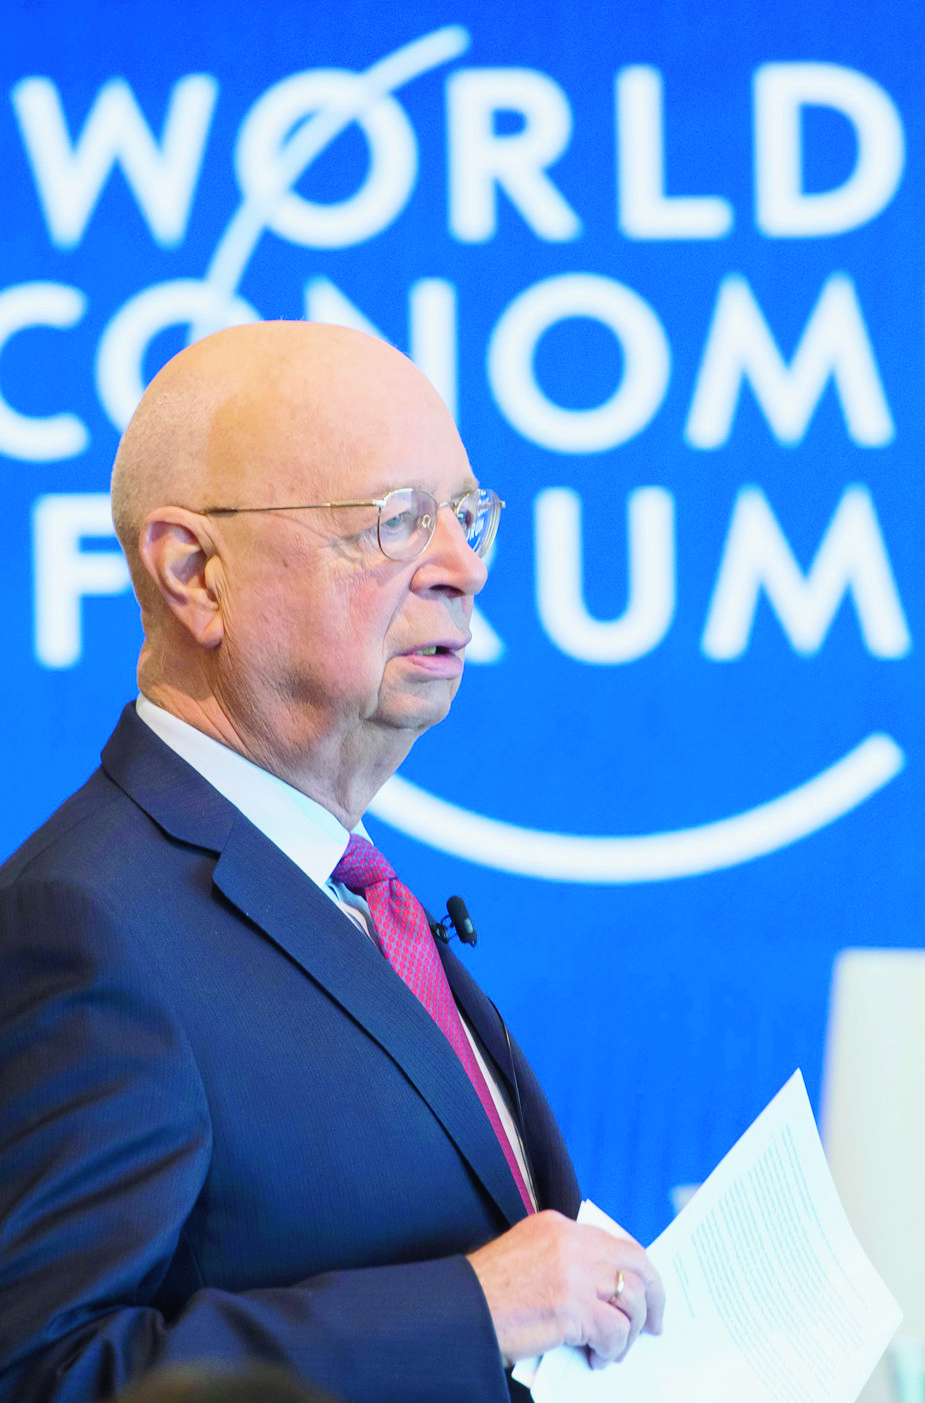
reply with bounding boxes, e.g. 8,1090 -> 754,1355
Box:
332,834 -> 534,1215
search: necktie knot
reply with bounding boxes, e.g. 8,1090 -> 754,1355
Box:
332,835 -> 432,970
332,833 -> 395,895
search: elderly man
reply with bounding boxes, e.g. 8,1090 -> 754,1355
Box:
0,323 -> 662,1403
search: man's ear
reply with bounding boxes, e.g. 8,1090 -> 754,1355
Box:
138,508 -> 226,648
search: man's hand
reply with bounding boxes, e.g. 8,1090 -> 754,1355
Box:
466,1210 -> 665,1369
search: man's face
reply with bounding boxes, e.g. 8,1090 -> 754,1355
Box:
210,370 -> 488,776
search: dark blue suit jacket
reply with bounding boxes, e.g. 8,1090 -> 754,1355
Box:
0,706 -> 580,1403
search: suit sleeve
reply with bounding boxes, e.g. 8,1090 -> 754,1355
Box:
0,875 -> 509,1403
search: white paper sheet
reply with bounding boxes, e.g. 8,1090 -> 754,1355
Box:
515,1071 -> 901,1403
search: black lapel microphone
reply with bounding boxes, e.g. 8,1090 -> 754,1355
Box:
446,895 -> 477,945
430,895 -> 477,946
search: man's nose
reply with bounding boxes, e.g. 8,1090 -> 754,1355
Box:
417,505 -> 489,594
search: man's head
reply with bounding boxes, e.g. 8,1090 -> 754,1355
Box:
110,321 -> 490,823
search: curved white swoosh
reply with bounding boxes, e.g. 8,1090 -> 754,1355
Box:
368,733 -> 905,882
203,26 -> 471,307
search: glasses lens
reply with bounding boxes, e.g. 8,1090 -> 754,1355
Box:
459,489 -> 501,558
377,488 -> 436,561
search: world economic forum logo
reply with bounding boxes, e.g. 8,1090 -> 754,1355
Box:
9,26 -> 911,881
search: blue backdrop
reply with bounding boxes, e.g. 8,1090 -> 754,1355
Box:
3,0 -> 922,1247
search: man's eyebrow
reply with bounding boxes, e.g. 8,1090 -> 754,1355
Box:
382,479 -> 481,496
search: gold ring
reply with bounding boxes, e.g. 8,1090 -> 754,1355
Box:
609,1269 -> 625,1306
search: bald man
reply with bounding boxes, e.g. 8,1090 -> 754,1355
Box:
0,324 -> 662,1403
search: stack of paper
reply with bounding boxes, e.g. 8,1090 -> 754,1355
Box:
514,1072 -> 901,1403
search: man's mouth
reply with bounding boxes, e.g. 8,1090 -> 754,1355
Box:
403,641 -> 468,673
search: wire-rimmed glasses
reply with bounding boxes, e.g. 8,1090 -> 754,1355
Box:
202,486 -> 504,562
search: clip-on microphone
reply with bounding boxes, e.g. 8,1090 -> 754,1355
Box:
430,895 -> 478,946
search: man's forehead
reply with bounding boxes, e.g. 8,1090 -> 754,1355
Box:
277,457 -> 478,510
202,367 -> 470,508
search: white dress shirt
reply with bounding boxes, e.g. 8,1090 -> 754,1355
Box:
135,695 -> 536,1207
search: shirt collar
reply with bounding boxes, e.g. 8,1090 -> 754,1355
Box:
135,694 -> 367,889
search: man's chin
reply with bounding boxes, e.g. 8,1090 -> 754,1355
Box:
375,680 -> 458,736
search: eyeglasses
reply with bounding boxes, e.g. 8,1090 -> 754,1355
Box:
202,486 -> 504,563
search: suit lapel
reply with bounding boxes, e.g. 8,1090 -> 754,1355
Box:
441,942 -> 582,1218
102,705 -> 527,1226
440,944 -> 513,1083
